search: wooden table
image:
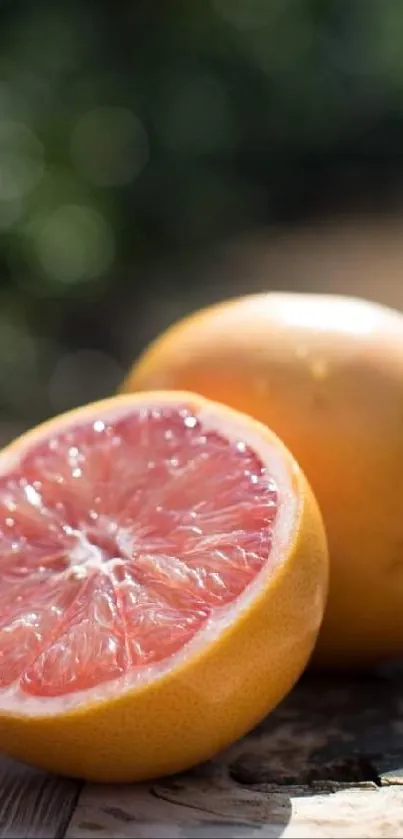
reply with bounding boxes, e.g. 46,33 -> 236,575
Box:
1,669 -> 403,839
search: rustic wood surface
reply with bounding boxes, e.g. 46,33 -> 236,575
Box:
2,669 -> 403,838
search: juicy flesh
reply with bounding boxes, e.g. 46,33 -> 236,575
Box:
0,404 -> 278,697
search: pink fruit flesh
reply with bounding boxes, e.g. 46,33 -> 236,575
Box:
0,404 -> 278,697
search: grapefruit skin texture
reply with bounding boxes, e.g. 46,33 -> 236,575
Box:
123,294 -> 403,670
0,393 -> 328,783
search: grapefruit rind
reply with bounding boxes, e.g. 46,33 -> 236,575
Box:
0,392 -> 328,781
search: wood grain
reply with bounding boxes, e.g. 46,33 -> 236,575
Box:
0,756 -> 81,839
2,670 -> 403,837
68,782 -> 403,838
66,670 -> 403,839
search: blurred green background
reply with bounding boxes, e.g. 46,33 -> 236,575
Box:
2,0 -> 403,443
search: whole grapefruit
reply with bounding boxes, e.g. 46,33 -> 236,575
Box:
123,293 -> 403,669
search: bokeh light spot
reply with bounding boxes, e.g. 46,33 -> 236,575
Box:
0,313 -> 39,406
0,198 -> 22,229
35,204 -> 114,283
0,121 -> 43,202
213,0 -> 282,30
71,106 -> 149,186
0,83 -> 24,119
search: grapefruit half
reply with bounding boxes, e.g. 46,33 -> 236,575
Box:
0,391 -> 328,782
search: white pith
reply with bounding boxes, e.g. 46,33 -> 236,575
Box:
0,395 -> 299,717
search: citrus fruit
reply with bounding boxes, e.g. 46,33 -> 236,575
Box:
123,293 -> 403,670
0,391 -> 327,782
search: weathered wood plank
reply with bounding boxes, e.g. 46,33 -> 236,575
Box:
0,756 -> 81,839
68,782 -> 403,838
66,670 -> 403,838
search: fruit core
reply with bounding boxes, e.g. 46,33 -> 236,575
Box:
0,404 -> 279,697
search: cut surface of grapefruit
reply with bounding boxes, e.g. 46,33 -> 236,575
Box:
0,392 -> 328,781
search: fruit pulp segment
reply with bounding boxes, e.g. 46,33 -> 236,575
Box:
0,404 -> 278,697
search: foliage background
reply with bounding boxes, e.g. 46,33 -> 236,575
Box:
2,0 -> 403,441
